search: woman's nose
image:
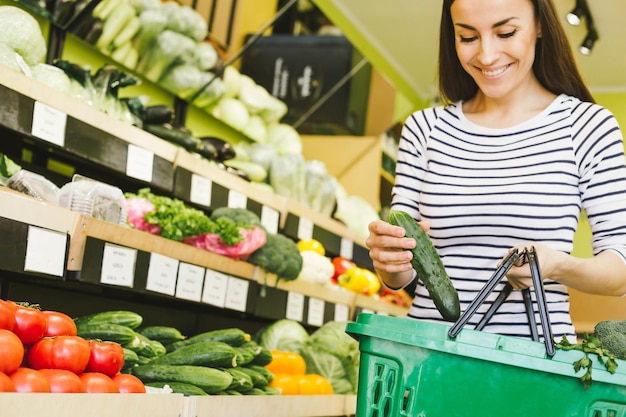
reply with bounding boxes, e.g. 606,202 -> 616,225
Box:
478,39 -> 500,65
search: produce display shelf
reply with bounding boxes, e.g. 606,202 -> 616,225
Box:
173,150 -> 288,235
0,393 -> 185,417
0,69 -> 179,193
282,200 -> 373,270
0,393 -> 356,417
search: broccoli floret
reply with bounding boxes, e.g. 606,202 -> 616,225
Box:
248,233 -> 303,281
210,207 -> 262,227
594,320 -> 626,360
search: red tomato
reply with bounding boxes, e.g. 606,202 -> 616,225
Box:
332,257 -> 357,283
113,373 -> 146,393
10,367 -> 51,392
0,371 -> 15,392
12,304 -> 47,345
0,329 -> 25,375
42,311 -> 77,337
39,369 -> 86,393
28,335 -> 91,374
79,372 -> 119,393
0,300 -> 15,331
86,340 -> 125,377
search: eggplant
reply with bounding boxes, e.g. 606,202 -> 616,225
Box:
200,136 -> 236,162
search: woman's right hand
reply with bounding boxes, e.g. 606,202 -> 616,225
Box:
366,219 -> 422,275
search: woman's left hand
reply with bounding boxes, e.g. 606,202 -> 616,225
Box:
503,243 -> 565,289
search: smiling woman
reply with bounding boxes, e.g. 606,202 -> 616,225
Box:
365,0 -> 626,342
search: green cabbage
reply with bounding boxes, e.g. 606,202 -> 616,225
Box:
256,319 -> 310,353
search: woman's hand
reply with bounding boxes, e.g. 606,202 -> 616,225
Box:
504,243 -> 565,289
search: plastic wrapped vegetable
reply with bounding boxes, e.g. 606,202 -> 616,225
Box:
136,29 -> 196,82
0,5 -> 47,66
30,64 -> 73,94
0,42 -> 23,72
305,160 -> 337,217
266,123 -> 303,155
270,154 -> 307,204
182,225 -> 266,259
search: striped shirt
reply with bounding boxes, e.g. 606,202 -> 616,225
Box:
391,94 -> 626,340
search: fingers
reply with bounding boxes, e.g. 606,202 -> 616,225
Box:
367,219 -> 416,273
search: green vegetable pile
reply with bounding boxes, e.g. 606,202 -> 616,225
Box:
555,319 -> 625,389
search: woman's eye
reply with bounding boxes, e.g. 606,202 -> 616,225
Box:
459,35 -> 477,43
499,29 -> 518,39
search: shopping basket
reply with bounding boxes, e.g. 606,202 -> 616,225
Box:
347,248 -> 626,416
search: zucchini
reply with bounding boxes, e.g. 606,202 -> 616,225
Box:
131,364 -> 233,394
388,210 -> 460,321
143,123 -> 218,160
138,326 -> 186,345
74,310 -> 143,329
145,381 -> 208,396
76,323 -> 137,345
221,368 -> 253,392
151,341 -> 237,368
139,105 -> 173,125
167,328 -> 250,351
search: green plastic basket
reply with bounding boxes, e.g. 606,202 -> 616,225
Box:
346,313 -> 626,417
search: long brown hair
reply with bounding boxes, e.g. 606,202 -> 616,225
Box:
438,0 -> 594,103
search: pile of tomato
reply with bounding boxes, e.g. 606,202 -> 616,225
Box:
0,299 -> 145,393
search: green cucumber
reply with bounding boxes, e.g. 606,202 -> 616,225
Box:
76,323 -> 137,345
246,365 -> 274,384
131,364 -> 232,394
236,366 -> 268,388
388,209 -> 461,321
167,328 -> 250,351
145,381 -> 208,396
124,333 -> 166,358
221,367 -> 253,392
249,346 -> 273,366
74,310 -> 143,329
243,387 -> 267,395
151,341 -> 237,368
122,348 -> 139,368
263,386 -> 281,395
138,326 -> 186,345
233,341 -> 261,366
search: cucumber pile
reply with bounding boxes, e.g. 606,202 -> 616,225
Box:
74,310 -> 277,396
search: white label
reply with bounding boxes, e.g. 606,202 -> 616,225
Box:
261,206 -> 280,234
307,297 -> 325,327
202,269 -> 229,307
334,304 -> 350,322
31,101 -> 66,147
126,144 -> 154,183
297,217 -> 314,241
100,243 -> 136,287
360,308 -> 375,315
225,276 -> 249,312
146,253 -> 179,296
285,292 -> 305,322
190,174 -> 212,207
340,238 -> 354,260
175,263 -> 205,302
227,190 -> 247,209
24,226 -> 66,277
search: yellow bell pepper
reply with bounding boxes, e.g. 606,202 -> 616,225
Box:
338,267 -> 381,295
296,239 -> 325,256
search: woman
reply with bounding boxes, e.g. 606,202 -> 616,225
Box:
366,0 -> 626,340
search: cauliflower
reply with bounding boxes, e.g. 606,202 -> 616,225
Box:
297,250 -> 335,285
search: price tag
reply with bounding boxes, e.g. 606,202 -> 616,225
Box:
175,262 -> 205,302
297,217 -> 314,241
340,238 -> 354,260
190,174 -> 212,207
285,292 -> 305,322
227,190 -> 247,209
146,253 -> 179,296
307,297 -> 325,327
224,276 -> 249,312
31,101 -> 66,147
202,269 -> 229,308
334,303 -> 350,322
100,243 -> 136,287
24,226 -> 66,277
126,144 -> 154,183
260,206 -> 279,234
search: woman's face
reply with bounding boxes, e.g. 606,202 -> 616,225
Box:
450,0 -> 541,100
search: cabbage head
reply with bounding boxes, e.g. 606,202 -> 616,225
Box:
256,319 -> 309,353
0,6 -> 46,65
